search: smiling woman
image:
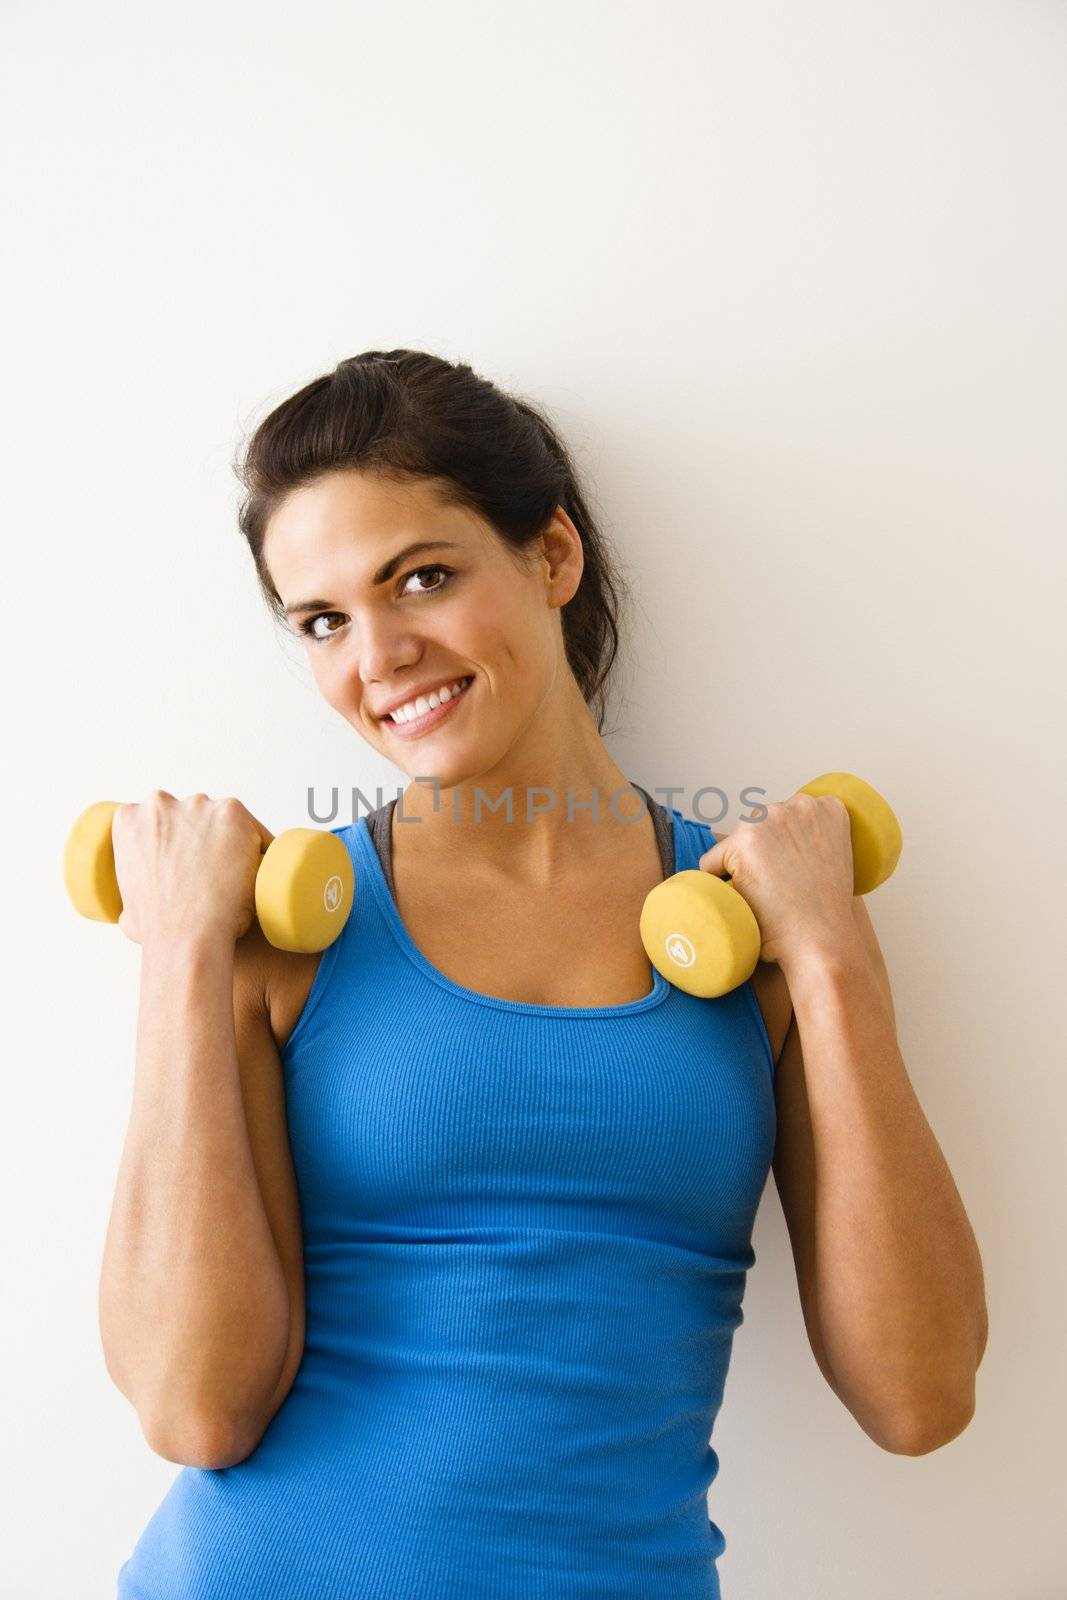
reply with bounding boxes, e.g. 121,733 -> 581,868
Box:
113,349 -> 793,1600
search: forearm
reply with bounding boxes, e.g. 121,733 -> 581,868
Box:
98,933 -> 289,1457
780,937 -> 987,1445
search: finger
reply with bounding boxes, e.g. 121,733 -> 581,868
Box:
256,822 -> 276,854
218,796 -> 274,856
248,813 -> 276,855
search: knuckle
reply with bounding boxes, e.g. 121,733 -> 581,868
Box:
113,802 -> 138,836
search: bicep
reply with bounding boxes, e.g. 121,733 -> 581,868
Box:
232,928 -> 307,1424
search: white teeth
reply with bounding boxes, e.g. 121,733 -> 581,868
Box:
388,676 -> 470,724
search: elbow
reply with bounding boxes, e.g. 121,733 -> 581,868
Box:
136,1357 -> 295,1469
879,1390 -> 977,1457
142,1407 -> 263,1470
880,1309 -> 987,1457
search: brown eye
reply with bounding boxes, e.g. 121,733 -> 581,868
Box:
400,564 -> 454,596
301,612 -> 345,641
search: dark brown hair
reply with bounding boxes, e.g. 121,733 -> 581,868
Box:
233,349 -> 631,733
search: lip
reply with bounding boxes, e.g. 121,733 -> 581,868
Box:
379,675 -> 474,740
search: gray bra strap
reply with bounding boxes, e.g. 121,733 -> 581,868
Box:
367,796 -> 399,897
631,784 -> 675,879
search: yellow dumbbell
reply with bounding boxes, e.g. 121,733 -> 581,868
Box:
639,772 -> 902,999
62,800 -> 355,954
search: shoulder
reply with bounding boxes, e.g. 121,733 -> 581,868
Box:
236,919 -> 322,1053
749,960 -> 793,1067
232,918 -> 273,1021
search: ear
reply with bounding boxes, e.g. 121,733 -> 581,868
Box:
540,508 -> 584,607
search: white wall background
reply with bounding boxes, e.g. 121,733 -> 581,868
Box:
2,2 -> 1064,1596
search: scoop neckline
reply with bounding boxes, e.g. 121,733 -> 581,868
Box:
354,811 -> 678,1019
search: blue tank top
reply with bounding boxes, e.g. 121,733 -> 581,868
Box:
117,793 -> 777,1600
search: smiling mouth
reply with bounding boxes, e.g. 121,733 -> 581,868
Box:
380,674 -> 475,734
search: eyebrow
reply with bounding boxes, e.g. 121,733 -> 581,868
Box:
283,541 -> 461,617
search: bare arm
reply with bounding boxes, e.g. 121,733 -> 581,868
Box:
98,927 -> 291,1468
775,905 -> 987,1455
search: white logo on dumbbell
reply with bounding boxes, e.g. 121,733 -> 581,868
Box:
323,875 -> 344,914
664,932 -> 696,968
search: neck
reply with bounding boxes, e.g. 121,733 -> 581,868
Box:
391,675 -> 646,886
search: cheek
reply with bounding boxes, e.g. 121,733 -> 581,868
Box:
307,652 -> 347,709
312,656 -> 384,730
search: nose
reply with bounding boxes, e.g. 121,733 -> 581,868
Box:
353,609 -> 423,689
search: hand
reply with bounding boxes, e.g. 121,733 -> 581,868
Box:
111,791 -> 275,947
697,792 -> 857,969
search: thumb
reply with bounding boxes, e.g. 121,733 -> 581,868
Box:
697,833 -> 733,878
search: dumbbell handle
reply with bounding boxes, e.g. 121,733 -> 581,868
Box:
62,800 -> 355,954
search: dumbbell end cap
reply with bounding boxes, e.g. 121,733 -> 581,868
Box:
640,870 -> 761,999
63,801 -> 124,923
255,829 -> 355,953
799,772 -> 902,895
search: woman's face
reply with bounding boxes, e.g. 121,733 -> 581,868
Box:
262,469 -> 583,784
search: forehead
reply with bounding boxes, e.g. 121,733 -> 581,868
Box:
263,470 -> 486,590
267,469 -> 452,545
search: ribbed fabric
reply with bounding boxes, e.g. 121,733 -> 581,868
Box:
117,794 -> 777,1600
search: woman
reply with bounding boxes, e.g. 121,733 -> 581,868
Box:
104,350 -> 986,1598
